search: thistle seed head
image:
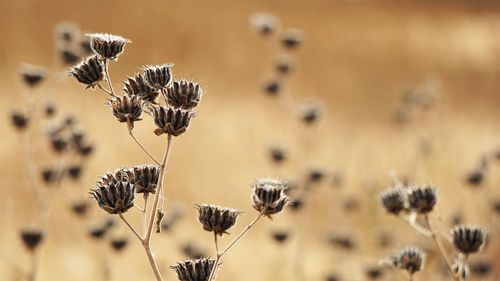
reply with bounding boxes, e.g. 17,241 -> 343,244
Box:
152,106 -> 195,137
123,73 -> 160,103
90,179 -> 135,215
171,258 -> 216,281
195,204 -> 240,236
19,64 -> 47,88
87,33 -> 130,60
379,187 -> 406,215
144,64 -> 173,90
130,164 -> 160,195
396,246 -> 425,274
109,95 -> 143,130
20,229 -> 44,251
167,80 -> 203,109
407,185 -> 437,214
11,112 -> 29,130
251,178 -> 290,218
70,55 -> 104,89
450,225 -> 487,255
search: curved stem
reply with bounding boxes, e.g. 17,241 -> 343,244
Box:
142,244 -> 164,281
103,60 -> 117,98
97,84 -> 114,98
128,129 -> 161,165
220,212 -> 264,257
119,214 -> 143,241
424,215 -> 458,281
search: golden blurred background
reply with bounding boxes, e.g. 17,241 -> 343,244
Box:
1,0 -> 500,281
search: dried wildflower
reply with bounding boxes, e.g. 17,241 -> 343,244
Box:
450,225 -> 487,255
251,178 -> 290,218
196,204 -> 240,236
152,106 -> 195,137
269,145 -> 286,163
271,230 -> 289,244
20,229 -> 44,251
379,187 -> 406,215
70,55 -> 104,89
171,258 -> 215,281
144,64 -> 173,90
67,165 -> 83,180
280,29 -> 304,49
90,179 -> 135,215
300,104 -> 321,124
110,238 -> 128,252
11,112 -> 29,130
97,168 -> 130,186
181,243 -> 206,259
71,200 -> 89,217
87,33 -> 130,60
130,164 -> 160,195
262,79 -> 281,96
123,73 -> 159,103
88,226 -> 107,240
250,13 -> 279,37
59,48 -> 81,65
110,95 -> 143,130
396,246 -> 425,274
51,137 -> 68,153
167,80 -> 202,109
19,64 -> 47,88
407,185 -> 436,214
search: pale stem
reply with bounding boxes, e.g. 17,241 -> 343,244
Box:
103,59 -> 118,98
128,129 -> 161,165
208,232 -> 220,281
404,213 -> 432,237
119,214 -> 143,241
220,212 -> 264,257
0,252 -> 27,279
143,194 -> 149,235
424,215 -> 458,281
97,84 -> 115,98
160,88 -> 168,104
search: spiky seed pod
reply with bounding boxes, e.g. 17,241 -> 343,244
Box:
152,106 -> 195,137
171,258 -> 216,281
262,79 -> 281,96
396,246 -> 425,274
450,225 -> 487,255
70,55 -> 104,89
97,168 -> 130,186
269,145 -> 286,163
11,112 -> 29,130
144,64 -> 173,90
123,73 -> 159,103
167,80 -> 203,109
300,104 -> 321,124
20,229 -> 44,251
59,48 -> 81,66
19,64 -> 47,88
130,164 -> 160,195
88,226 -> 107,240
280,29 -> 304,49
196,204 -> 240,236
90,180 -> 135,215
251,178 -> 290,218
271,230 -> 289,243
110,238 -> 128,252
379,187 -> 406,215
87,33 -> 130,60
407,185 -> 437,214
250,13 -> 279,37
109,95 -> 143,130
71,201 -> 89,217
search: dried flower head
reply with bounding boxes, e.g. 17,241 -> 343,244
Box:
11,112 -> 29,130
20,229 -> 44,251
87,33 -> 130,60
88,226 -> 107,240
262,79 -> 281,96
196,204 -> 240,236
407,185 -> 437,214
123,73 -> 159,103
70,55 -> 104,89
71,200 -> 89,217
300,104 -> 321,124
171,258 -> 216,281
90,179 -> 135,215
152,106 -> 195,137
271,230 -> 289,244
466,170 -> 484,186
181,243 -> 206,259
379,187 -> 406,215
110,238 -> 128,252
110,95 -> 143,130
269,145 -> 286,164
55,22 -> 81,43
274,55 -> 295,75
67,165 -> 83,180
250,13 -> 279,37
129,164 -> 160,195
450,225 -> 487,255
396,246 -> 425,274
59,48 -> 81,66
144,64 -> 173,90
280,29 -> 304,49
251,178 -> 290,218
167,80 -> 203,109
97,168 -> 130,186
50,136 -> 68,153
19,64 -> 47,88
41,167 -> 61,184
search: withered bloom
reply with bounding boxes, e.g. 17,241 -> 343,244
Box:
171,258 -> 215,281
123,73 -> 159,103
196,204 -> 240,236
396,246 -> 425,274
379,187 -> 406,215
97,168 -> 130,186
11,112 -> 29,130
167,80 -> 203,109
450,225 -> 487,255
109,95 -> 143,130
144,64 -> 173,90
130,164 -> 160,195
152,106 -> 195,137
407,185 -> 436,214
87,33 -> 130,60
19,64 -> 47,88
70,55 -> 104,89
251,178 -> 290,218
20,229 -> 44,251
90,179 -> 135,215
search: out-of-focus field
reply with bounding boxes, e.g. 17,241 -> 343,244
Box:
1,0 -> 500,280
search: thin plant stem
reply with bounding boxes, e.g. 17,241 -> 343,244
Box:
208,232 -> 220,281
143,194 -> 149,235
97,84 -> 114,98
26,250 -> 40,281
103,60 -> 117,98
220,212 -> 264,257
119,214 -> 143,241
0,252 -> 27,279
403,214 -> 432,237
128,129 -> 161,165
424,215 -> 458,281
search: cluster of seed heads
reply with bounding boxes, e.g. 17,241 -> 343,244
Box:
379,185 -> 437,215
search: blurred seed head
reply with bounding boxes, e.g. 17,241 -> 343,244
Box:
59,48 -> 81,66
469,260 -> 491,277
325,274 -> 340,281
328,234 -> 356,251
161,205 -> 184,232
262,79 -> 281,96
450,225 -> 487,255
41,167 -> 61,184
271,230 -> 289,244
19,63 -> 47,88
274,55 -> 295,76
466,170 -> 484,187
67,164 -> 83,181
90,176 -> 135,215
365,266 -> 384,280
167,80 -> 203,109
251,178 -> 290,218
55,22 -> 81,44
250,13 -> 279,37
396,246 -> 425,275
110,238 -> 128,252
87,33 -> 130,60
307,168 -> 326,184
379,187 -> 406,215
152,106 -> 195,137
181,243 -> 206,259
50,136 -> 68,153
20,229 -> 44,251
144,64 -> 173,90
80,36 -> 93,56
407,185 -> 437,214
299,104 -> 321,125
88,226 -> 107,240
109,95 -> 143,130
171,258 -> 215,281
70,55 -> 104,89
10,111 -> 29,130
71,200 -> 89,217
196,204 -> 240,236
123,73 -> 160,103
288,197 -> 304,212
268,145 -> 286,164
44,104 -> 56,118
280,29 -> 304,50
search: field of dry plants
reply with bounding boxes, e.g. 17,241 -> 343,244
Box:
1,0 -> 500,281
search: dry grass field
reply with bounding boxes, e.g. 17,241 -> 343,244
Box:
1,1 -> 500,281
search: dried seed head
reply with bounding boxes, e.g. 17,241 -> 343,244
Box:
50,136 -> 68,153
307,168 -> 326,184
466,170 -> 484,186
90,178 -> 135,215
268,145 -> 286,164
130,164 -> 160,195
167,80 -> 203,109
300,104 -> 321,124
55,22 -> 81,44
97,168 -> 130,186
59,48 -> 81,66
450,225 -> 487,255
396,246 -> 425,274
88,226 -> 107,240
67,165 -> 83,181
250,13 -> 279,37
70,55 -> 104,89
152,106 -> 195,137
123,73 -> 160,103
78,144 -> 94,157
274,55 -> 295,76
262,79 -> 281,96
144,64 -> 173,90
271,230 -> 289,244
11,112 -> 29,130
71,200 -> 89,217
87,33 -> 130,60
19,64 -> 47,88
280,29 -> 304,49
109,95 -> 143,130
251,178 -> 290,218
41,167 -> 61,184
379,187 -> 406,215
407,185 -> 437,214
20,229 -> 44,251
365,266 -> 384,280
181,243 -> 206,259
171,258 -> 216,281
110,238 -> 128,252
196,204 -> 240,236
